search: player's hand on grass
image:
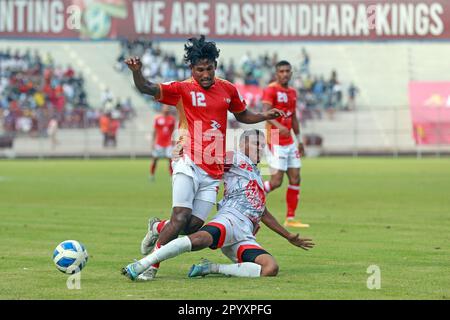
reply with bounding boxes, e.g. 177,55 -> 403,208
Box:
263,108 -> 286,120
172,143 -> 183,161
125,57 -> 142,72
298,143 -> 305,157
287,233 -> 315,251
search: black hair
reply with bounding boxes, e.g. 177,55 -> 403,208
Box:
183,35 -> 220,67
275,60 -> 291,69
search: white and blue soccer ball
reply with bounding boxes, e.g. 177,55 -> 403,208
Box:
53,240 -> 88,274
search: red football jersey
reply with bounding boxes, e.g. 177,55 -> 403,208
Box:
153,115 -> 176,147
262,82 -> 297,146
157,77 -> 247,179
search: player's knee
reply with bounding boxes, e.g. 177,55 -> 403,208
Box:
188,232 -> 212,251
271,177 -> 283,189
261,262 -> 279,277
171,208 -> 191,229
289,175 -> 300,185
184,218 -> 203,234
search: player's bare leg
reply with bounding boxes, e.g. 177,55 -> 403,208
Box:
149,158 -> 158,181
159,207 -> 192,245
255,254 -> 279,276
285,167 -> 309,228
140,210 -> 206,257
263,169 -> 284,194
122,230 -> 213,281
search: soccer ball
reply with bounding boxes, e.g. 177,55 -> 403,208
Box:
53,240 -> 88,274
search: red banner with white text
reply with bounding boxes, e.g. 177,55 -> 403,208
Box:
1,0 -> 450,41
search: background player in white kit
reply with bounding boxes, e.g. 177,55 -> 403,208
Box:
122,130 -> 314,280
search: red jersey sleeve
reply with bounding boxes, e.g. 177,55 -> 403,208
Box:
228,85 -> 247,114
157,81 -> 181,106
262,86 -> 275,106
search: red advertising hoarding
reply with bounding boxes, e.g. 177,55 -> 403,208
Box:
0,0 -> 449,41
408,82 -> 450,145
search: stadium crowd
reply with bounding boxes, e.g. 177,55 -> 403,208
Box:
115,39 -> 359,122
0,48 -> 135,139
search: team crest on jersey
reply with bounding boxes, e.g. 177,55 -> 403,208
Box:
277,92 -> 288,103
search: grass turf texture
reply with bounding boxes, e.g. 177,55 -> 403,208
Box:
0,158 -> 449,300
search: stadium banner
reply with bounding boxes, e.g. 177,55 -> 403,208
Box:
408,82 -> 450,145
0,0 -> 450,41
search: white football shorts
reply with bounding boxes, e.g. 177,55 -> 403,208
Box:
202,208 -> 269,263
152,145 -> 173,159
265,143 -> 301,171
171,156 -> 220,222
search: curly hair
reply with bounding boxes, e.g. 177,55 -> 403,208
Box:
184,35 -> 220,66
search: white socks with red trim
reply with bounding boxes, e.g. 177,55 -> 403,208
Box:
263,181 -> 272,194
210,263 -> 262,277
135,237 -> 192,274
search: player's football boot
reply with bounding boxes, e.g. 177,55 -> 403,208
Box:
188,258 -> 212,278
140,217 -> 161,255
121,260 -> 144,281
137,266 -> 158,281
284,219 -> 310,228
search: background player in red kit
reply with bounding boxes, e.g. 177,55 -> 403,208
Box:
262,61 -> 310,228
150,105 -> 176,181
123,35 -> 284,279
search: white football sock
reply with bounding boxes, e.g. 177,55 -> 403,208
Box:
135,237 -> 192,273
212,263 -> 262,277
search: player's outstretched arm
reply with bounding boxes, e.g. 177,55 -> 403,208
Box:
291,110 -> 305,157
124,57 -> 160,97
234,108 -> 286,124
263,103 -> 290,137
261,208 -> 315,251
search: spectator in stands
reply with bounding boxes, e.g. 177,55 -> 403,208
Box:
47,116 -> 59,149
300,48 -> 310,76
99,112 -> 110,147
101,87 -> 114,107
106,111 -> 121,148
347,83 -> 359,111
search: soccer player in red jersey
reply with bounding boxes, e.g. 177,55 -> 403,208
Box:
150,105 -> 176,181
123,36 -> 284,280
262,61 -> 310,228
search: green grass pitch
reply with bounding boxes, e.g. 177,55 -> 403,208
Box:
0,158 -> 449,300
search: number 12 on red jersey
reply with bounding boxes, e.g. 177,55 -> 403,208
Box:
190,91 -> 206,107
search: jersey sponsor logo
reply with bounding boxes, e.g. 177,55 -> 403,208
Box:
277,92 -> 288,103
210,120 -> 221,130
